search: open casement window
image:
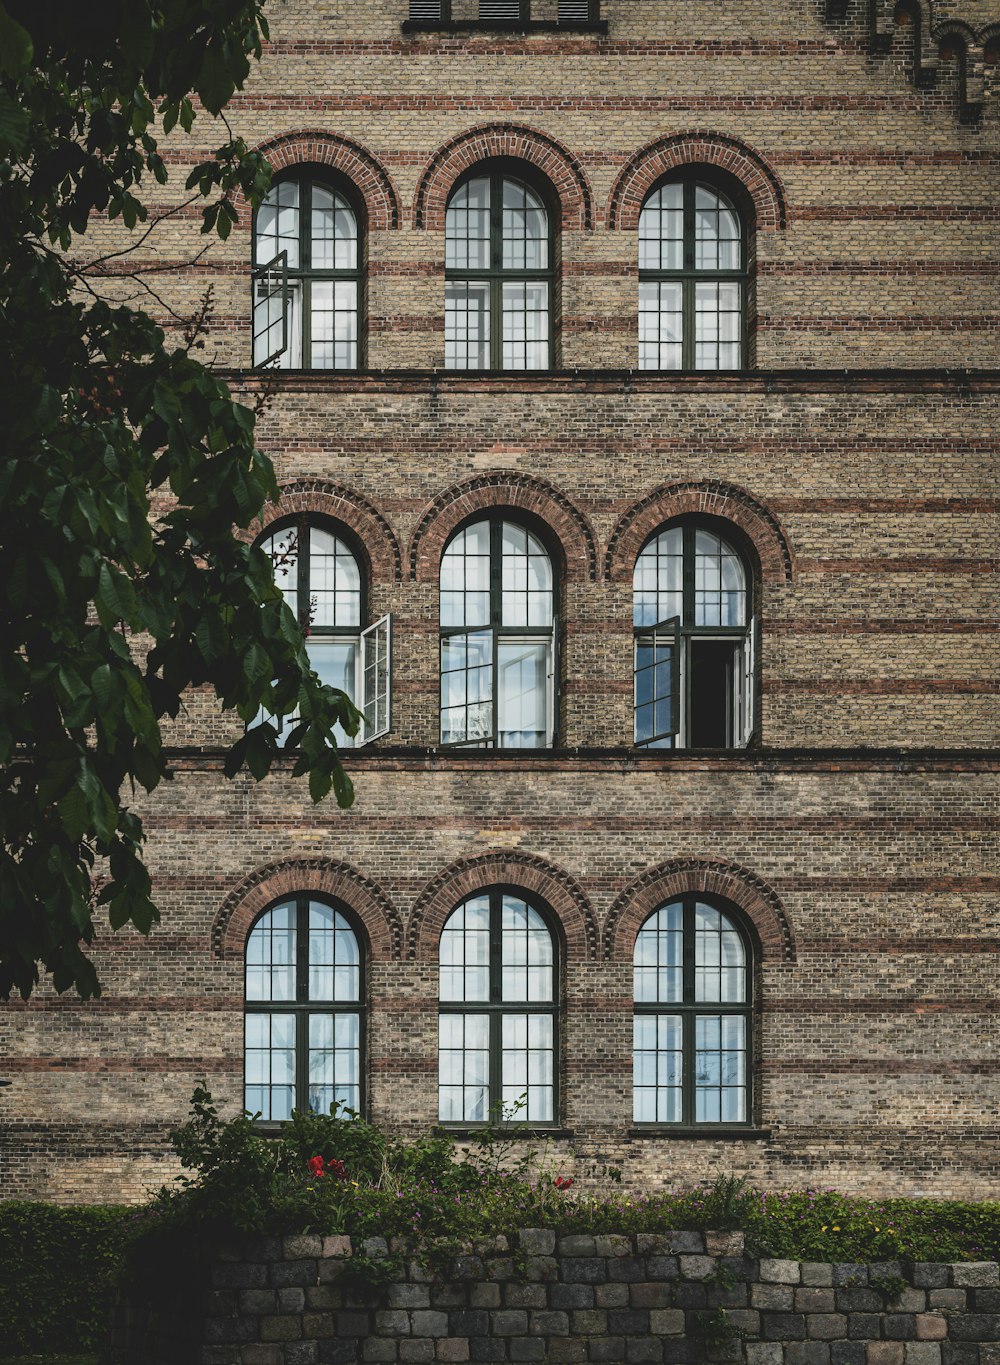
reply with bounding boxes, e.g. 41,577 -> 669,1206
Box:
440,518 -> 556,748
633,897 -> 751,1127
634,616 -> 680,746
638,180 -> 747,371
633,523 -> 754,749
256,520 -> 391,747
445,171 -> 552,370
245,896 -> 363,1122
252,174 -> 360,370
438,890 -> 557,1125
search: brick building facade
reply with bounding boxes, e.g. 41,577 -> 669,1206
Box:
2,0 -> 998,1202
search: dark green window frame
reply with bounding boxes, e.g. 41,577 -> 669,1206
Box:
245,893 -> 366,1122
439,515 -> 558,748
438,888 -> 560,1127
633,894 -> 753,1129
251,172 -> 364,370
638,178 -> 748,372
445,167 -> 555,371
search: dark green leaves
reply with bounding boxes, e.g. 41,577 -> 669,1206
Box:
0,0 -> 353,1001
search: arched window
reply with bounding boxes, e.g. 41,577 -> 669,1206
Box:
445,170 -> 552,370
252,171 -> 361,369
638,180 -> 746,371
633,521 -> 755,748
257,517 -> 390,746
633,896 -> 751,1126
440,517 -> 556,747
438,890 -> 557,1124
245,895 -> 363,1121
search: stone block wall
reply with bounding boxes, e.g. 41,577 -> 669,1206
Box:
111,1230 -> 1000,1365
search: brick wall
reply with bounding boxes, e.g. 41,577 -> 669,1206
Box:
2,0 -> 997,1203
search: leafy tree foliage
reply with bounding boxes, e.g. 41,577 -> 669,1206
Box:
0,1 -> 357,1001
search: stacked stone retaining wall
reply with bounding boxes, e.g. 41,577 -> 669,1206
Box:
112,1230 -> 1000,1365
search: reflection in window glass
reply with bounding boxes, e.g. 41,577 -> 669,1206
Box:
440,519 -> 554,747
638,181 -> 744,371
245,898 -> 362,1120
445,173 -> 550,370
633,898 -> 749,1126
439,892 -> 556,1124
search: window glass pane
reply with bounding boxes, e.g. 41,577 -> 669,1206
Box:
632,1013 -> 682,1123
445,281 -> 491,370
498,640 -> 548,748
439,1012 -> 490,1121
244,1011 -> 297,1121
246,904 -> 296,1001
695,1013 -> 746,1123
441,522 -> 491,628
633,903 -> 683,1003
638,280 -> 682,371
441,630 -> 494,745
260,526 -> 300,619
440,897 -> 491,1002
311,187 -> 357,271
308,902 -> 360,1002
308,1011 -> 360,1114
446,177 -> 491,271
310,279 -> 357,370
502,178 -> 549,271
306,638 -> 359,750
638,184 -> 683,272
502,1013 -> 553,1121
693,530 -> 746,627
501,895 -> 553,1002
501,281 -> 549,370
633,527 -> 683,627
256,180 -> 300,269
310,529 -> 362,628
695,902 -> 746,1002
501,522 -> 553,627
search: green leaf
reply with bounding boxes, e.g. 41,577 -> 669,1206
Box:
0,4 -> 33,77
0,88 -> 29,156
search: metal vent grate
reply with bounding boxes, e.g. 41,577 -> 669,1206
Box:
408,0 -> 445,19
558,0 -> 595,20
479,0 -> 525,21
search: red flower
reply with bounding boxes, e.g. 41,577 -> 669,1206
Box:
553,1176 -> 574,1190
326,1158 -> 347,1180
307,1155 -> 325,1178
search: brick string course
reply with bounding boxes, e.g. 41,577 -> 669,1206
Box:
111,1231 -> 1000,1365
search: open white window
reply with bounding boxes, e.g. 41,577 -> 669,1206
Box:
634,522 -> 755,749
257,519 -> 390,747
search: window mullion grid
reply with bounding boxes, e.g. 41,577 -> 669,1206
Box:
295,894 -> 310,1115
296,520 -> 311,633
489,891 -> 503,1117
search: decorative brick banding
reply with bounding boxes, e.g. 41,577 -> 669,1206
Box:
407,851 -> 598,963
604,856 -> 796,963
607,131 -> 788,231
213,858 -> 403,961
604,480 -> 794,585
246,479 -> 403,583
409,472 -> 598,583
413,122 -> 594,230
248,129 -> 401,229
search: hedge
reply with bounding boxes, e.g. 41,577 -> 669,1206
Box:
0,1203 -> 130,1354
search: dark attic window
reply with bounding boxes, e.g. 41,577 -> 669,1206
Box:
404,2 -> 606,33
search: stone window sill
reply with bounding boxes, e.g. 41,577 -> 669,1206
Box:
629,1127 -> 773,1141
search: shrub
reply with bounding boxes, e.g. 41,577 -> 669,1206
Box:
0,1202 -> 129,1354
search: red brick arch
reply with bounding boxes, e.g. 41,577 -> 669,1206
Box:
213,858 -> 403,961
249,130 -> 401,229
607,132 -> 788,232
408,852 -> 598,964
604,480 -> 794,586
604,857 -> 796,964
413,123 -> 593,230
409,472 -> 598,583
243,479 -> 403,584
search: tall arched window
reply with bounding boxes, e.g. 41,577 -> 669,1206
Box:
257,517 -> 390,746
633,896 -> 751,1126
438,890 -> 557,1124
245,895 -> 363,1121
440,517 -> 556,747
252,171 -> 361,369
638,179 -> 746,371
633,521 -> 755,748
445,170 -> 552,370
